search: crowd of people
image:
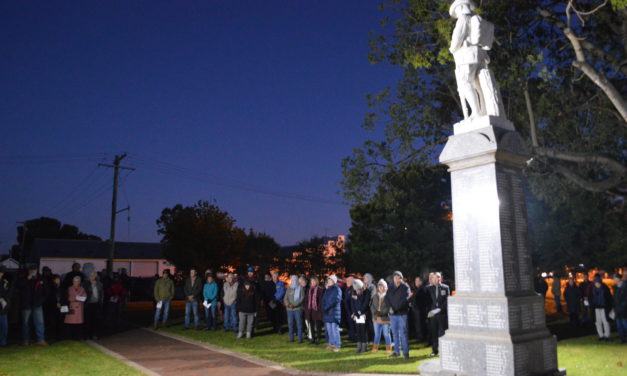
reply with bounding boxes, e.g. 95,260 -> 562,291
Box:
155,267 -> 452,359
535,272 -> 627,343
0,263 -> 130,347
1,263 -> 625,356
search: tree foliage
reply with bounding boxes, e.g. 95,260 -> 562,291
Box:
342,0 -> 626,271
10,217 -> 101,262
241,230 -> 282,273
284,236 -> 347,277
348,164 -> 453,278
156,200 -> 246,272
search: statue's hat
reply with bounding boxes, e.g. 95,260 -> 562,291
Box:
449,0 -> 477,18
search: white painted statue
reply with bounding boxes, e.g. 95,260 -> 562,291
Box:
449,0 -> 506,120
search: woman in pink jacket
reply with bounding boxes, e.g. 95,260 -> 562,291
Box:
65,275 -> 87,340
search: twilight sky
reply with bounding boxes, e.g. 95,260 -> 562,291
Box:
0,0 -> 400,250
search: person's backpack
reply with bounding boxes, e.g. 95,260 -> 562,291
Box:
470,15 -> 494,50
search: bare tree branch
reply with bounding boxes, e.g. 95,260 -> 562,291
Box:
553,164 -> 624,192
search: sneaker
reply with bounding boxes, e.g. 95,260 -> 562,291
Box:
403,354 -> 409,360
246,332 -> 252,339
35,341 -> 49,346
325,344 -> 334,350
429,352 -> 438,358
333,347 -> 341,353
236,332 -> 243,339
389,353 -> 399,358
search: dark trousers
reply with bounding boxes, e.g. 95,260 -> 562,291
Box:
44,309 -> 64,342
267,303 -> 283,333
429,315 -> 444,354
66,323 -> 83,340
356,323 -> 368,343
85,303 -> 101,339
345,310 -> 356,341
411,308 -> 427,341
310,320 -> 323,343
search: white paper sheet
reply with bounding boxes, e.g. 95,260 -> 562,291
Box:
76,295 -> 87,302
60,305 -> 69,313
156,301 -> 163,309
203,300 -> 212,309
355,314 -> 366,324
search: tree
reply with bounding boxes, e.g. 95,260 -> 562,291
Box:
342,0 -> 625,204
156,200 -> 246,272
241,230 -> 282,273
285,236 -> 347,277
342,0 -> 626,270
348,164 -> 453,278
10,217 -> 101,263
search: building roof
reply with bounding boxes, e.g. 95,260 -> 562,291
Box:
31,239 -> 164,261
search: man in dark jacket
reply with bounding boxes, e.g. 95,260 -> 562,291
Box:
612,274 -> 626,344
19,264 -> 49,345
385,271 -> 411,360
62,263 -> 85,288
590,276 -> 612,340
183,268 -> 202,330
426,272 -> 450,357
342,276 -> 356,342
0,266 -> 12,347
411,276 -> 429,342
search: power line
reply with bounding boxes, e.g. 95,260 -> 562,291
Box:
131,155 -> 344,206
45,164 -> 103,215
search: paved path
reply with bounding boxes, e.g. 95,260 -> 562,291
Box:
91,329 -> 306,376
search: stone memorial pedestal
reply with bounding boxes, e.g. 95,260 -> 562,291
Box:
419,117 -> 565,376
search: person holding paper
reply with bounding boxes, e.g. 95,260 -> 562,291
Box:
64,276 -> 87,340
153,269 -> 174,329
284,275 -> 305,343
203,274 -> 219,331
0,266 -> 11,347
426,272 -> 450,357
349,279 -> 371,353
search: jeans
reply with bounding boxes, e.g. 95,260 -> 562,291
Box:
223,304 -> 238,331
154,300 -> 171,324
287,309 -> 303,341
616,318 -> 627,340
184,301 -> 200,329
204,302 -> 217,329
390,315 -> 409,356
373,322 -> 391,345
22,306 -> 45,342
325,322 -> 341,348
0,314 -> 7,346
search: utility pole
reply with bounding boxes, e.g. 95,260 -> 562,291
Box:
99,153 -> 134,276
17,221 -> 27,269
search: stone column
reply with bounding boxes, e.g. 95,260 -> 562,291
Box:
419,117 -> 565,376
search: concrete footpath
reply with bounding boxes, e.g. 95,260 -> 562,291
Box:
89,329 -> 416,376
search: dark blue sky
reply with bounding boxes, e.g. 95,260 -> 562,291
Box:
0,1 -> 399,250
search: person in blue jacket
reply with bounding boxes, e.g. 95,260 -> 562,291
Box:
203,274 -> 219,330
323,274 -> 342,352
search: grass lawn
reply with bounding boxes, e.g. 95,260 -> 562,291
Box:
161,318 -> 627,375
0,340 -> 144,376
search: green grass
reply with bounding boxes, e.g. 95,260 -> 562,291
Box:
0,341 -> 144,376
558,335 -> 627,376
162,319 -> 627,375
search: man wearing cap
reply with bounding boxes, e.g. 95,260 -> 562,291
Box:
449,0 -> 504,120
18,264 -> 49,345
0,265 -> 12,347
385,271 -> 411,359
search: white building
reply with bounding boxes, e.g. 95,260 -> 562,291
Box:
31,239 -> 171,277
